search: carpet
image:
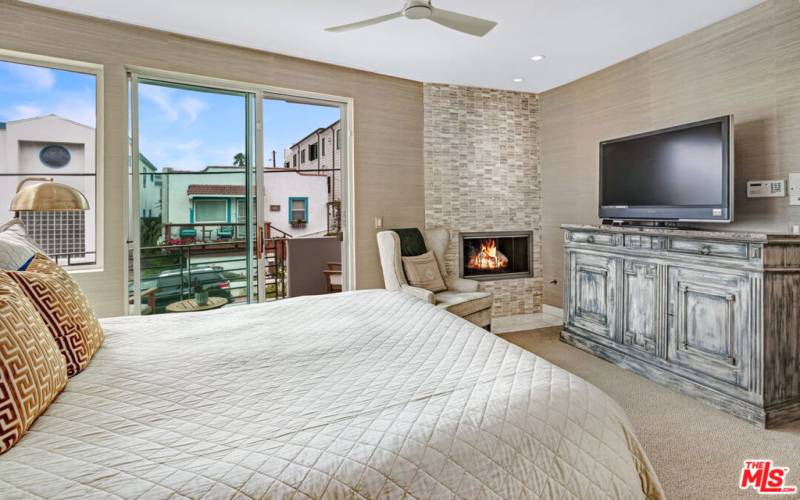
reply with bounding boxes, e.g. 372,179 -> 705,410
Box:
501,327 -> 800,500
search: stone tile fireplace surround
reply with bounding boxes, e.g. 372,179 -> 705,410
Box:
424,84 -> 542,316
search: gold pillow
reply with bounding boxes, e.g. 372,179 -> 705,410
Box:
7,254 -> 104,377
0,273 -> 68,454
401,251 -> 447,293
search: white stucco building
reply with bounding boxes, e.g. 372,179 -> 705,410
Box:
0,115 -> 96,261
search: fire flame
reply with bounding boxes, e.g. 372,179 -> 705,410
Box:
467,239 -> 508,271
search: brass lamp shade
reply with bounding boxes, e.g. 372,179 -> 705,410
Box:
10,177 -> 90,212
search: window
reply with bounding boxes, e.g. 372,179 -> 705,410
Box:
309,142 -> 318,161
301,149 -> 305,163
0,57 -> 100,267
40,144 -> 71,168
194,199 -> 227,222
293,154 -> 297,167
336,129 -> 341,150
321,137 -> 326,157
289,197 -> 308,223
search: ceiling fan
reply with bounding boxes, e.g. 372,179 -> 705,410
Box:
325,0 -> 497,37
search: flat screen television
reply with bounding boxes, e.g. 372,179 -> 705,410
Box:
599,115 -> 733,223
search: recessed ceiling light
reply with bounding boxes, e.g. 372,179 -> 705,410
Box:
530,55 -> 546,62
513,77 -> 524,83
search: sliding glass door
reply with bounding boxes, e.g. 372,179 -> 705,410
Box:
129,78 -> 257,314
262,96 -> 345,298
128,74 -> 352,315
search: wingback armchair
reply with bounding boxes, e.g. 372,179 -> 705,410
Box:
377,228 -> 493,329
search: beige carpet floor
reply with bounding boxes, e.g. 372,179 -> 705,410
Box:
501,327 -> 800,500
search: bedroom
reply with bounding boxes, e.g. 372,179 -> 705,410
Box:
0,0 -> 798,498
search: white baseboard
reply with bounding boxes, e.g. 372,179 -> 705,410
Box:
542,304 -> 563,317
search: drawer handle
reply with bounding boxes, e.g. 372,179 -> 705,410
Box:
586,236 -> 595,244
700,246 -> 712,255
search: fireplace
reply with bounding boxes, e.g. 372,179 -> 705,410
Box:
459,231 -> 533,281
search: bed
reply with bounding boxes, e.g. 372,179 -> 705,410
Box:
0,290 -> 663,499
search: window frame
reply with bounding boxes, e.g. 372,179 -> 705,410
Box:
0,49 -> 105,272
288,197 -> 308,224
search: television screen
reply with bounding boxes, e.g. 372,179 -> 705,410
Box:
599,116 -> 732,222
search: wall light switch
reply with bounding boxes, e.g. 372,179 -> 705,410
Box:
747,180 -> 785,198
790,173 -> 800,206
374,216 -> 384,230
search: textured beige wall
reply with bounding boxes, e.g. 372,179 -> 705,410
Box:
541,0 -> 800,307
424,84 -> 542,316
0,0 -> 424,317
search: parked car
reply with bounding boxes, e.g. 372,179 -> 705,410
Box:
134,267 -> 233,314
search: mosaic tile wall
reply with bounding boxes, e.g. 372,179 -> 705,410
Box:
424,84 -> 542,316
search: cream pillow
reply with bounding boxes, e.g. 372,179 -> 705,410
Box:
0,219 -> 42,271
402,251 -> 447,293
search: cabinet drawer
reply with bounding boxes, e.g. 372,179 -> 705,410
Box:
667,238 -> 749,259
568,231 -> 617,246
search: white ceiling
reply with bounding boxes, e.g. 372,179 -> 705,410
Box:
22,0 -> 764,92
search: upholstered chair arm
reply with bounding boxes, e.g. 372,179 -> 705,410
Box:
445,277 -> 480,292
376,230 -> 407,291
400,284 -> 436,304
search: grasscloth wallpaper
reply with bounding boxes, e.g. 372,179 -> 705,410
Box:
0,0 -> 424,316
424,84 -> 542,316
541,0 -> 800,307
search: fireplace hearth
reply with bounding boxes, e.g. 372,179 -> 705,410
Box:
459,231 -> 533,281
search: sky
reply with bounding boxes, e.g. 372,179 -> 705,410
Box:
0,59 -> 340,172
0,59 -> 96,127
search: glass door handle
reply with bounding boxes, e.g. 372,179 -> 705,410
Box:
257,225 -> 264,260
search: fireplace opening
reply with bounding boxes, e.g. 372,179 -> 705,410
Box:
460,231 -> 533,281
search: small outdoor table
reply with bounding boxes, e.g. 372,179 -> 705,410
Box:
166,296 -> 227,313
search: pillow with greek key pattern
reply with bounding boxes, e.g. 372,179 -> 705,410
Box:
0,219 -> 42,271
0,273 -> 68,454
7,254 -> 104,377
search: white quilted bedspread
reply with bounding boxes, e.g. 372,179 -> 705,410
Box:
0,290 -> 663,499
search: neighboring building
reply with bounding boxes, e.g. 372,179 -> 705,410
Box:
149,166 -> 329,240
264,169 -> 328,238
0,115 -> 96,261
137,151 -> 162,219
283,120 -> 342,203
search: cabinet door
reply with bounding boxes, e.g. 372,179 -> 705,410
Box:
622,260 -> 663,355
667,267 -> 750,388
567,251 -> 619,342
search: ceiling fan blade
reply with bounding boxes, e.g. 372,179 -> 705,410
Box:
428,8 -> 497,37
325,11 -> 403,33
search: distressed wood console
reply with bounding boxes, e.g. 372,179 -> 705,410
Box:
561,224 -> 800,427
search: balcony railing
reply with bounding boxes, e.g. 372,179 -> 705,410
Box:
161,222 -> 291,246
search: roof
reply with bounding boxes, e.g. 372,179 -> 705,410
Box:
289,119 -> 341,150
187,184 -> 246,196
3,113 -> 94,130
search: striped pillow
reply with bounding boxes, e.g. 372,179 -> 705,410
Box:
0,273 -> 68,454
7,254 -> 104,377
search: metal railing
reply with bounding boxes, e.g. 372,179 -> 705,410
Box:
50,251 -> 97,267
135,231 -> 290,314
